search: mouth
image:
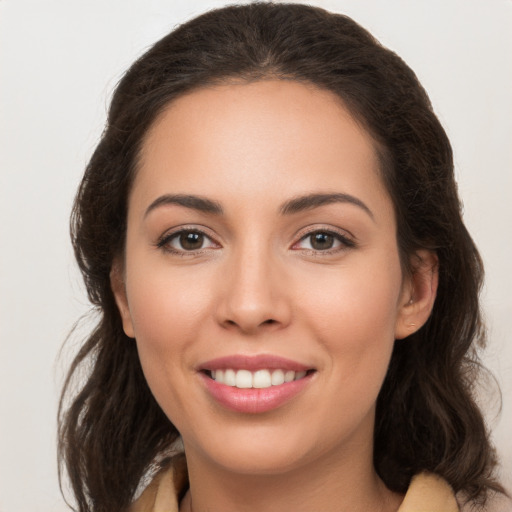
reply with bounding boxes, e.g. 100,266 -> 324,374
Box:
203,368 -> 315,389
198,355 -> 316,413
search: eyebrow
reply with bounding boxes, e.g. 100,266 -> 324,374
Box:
144,194 -> 224,218
144,192 -> 373,220
279,193 -> 374,220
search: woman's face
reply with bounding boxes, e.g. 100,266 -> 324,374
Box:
114,80 -> 420,475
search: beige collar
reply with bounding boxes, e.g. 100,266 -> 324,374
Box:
130,455 -> 459,512
398,472 -> 459,511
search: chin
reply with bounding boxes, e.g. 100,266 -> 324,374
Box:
203,445 -> 309,476
182,420 -> 340,477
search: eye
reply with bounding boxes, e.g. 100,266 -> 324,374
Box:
293,230 -> 355,252
157,229 -> 218,254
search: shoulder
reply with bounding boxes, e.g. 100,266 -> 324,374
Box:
399,473 -> 512,512
130,462 -> 511,512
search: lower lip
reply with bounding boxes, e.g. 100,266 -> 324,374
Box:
200,372 -> 314,414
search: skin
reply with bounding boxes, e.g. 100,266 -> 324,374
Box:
112,80 -> 437,512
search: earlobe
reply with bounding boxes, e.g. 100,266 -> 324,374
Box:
110,259 -> 135,339
395,250 -> 439,340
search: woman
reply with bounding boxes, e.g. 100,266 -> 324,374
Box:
58,3 -> 507,511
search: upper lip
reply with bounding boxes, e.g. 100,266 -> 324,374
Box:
198,354 -> 313,372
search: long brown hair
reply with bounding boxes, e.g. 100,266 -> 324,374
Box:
59,3 -> 504,511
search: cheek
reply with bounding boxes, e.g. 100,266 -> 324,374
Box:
301,255 -> 402,332
126,257 -> 213,343
297,252 -> 403,384
123,257 -> 215,403
125,276 -> 211,432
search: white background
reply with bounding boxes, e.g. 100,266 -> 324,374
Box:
1,1 -> 511,510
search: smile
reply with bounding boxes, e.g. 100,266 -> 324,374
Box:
198,355 -> 316,413
209,369 -> 308,388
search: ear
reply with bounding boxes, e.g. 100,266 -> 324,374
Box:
395,250 -> 439,340
110,258 -> 135,338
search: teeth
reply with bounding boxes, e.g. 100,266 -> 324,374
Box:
271,369 -> 284,386
224,369 -> 236,386
284,370 -> 295,383
253,369 -> 272,388
235,369 -> 253,389
210,369 -> 308,388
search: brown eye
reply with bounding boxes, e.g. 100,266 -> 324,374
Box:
310,232 -> 334,250
293,229 -> 355,253
158,229 -> 218,253
179,231 -> 205,250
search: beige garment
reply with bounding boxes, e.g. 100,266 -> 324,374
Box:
130,454 -> 187,512
130,455 -> 459,512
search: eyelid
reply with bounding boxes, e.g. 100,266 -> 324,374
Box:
291,225 -> 357,252
154,224 -> 355,255
155,225 -> 221,254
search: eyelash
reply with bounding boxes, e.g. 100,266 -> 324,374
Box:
293,228 -> 356,255
155,227 -> 356,256
156,227 -> 218,256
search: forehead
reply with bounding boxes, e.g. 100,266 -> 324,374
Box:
133,80 -> 391,219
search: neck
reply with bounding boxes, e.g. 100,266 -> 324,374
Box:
180,440 -> 403,512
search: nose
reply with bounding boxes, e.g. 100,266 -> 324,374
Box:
215,244 -> 292,335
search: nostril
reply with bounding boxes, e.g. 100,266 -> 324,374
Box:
219,314 -> 285,333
